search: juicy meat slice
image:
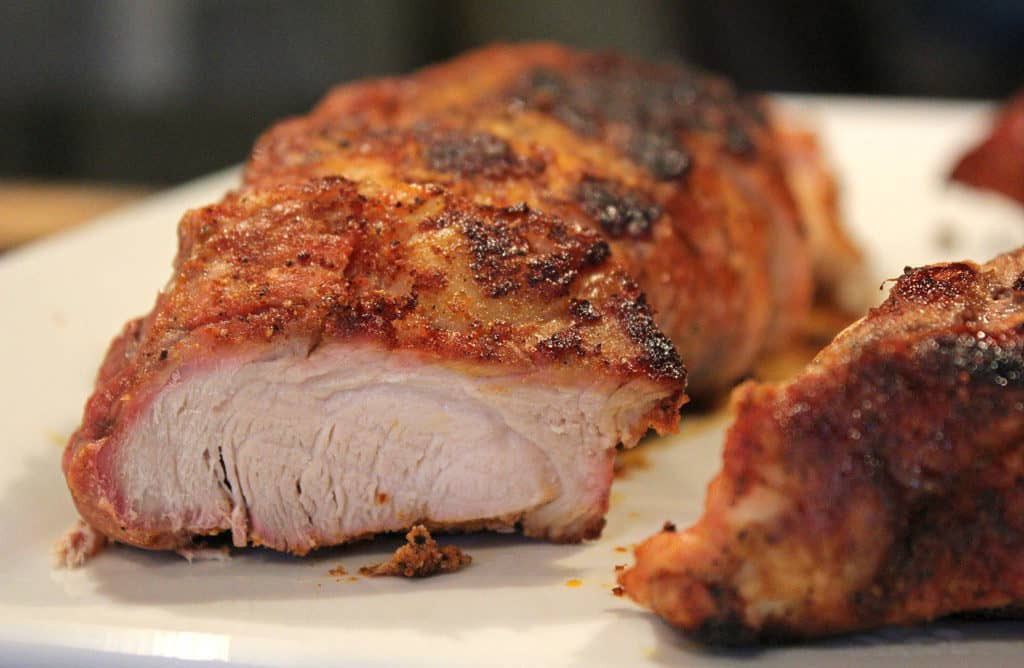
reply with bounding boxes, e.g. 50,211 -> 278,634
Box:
950,92 -> 1024,205
619,249 -> 1024,643
63,177 -> 685,554
246,43 -> 829,394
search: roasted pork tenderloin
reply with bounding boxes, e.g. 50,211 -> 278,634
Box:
246,43 -> 857,394
620,249 -> 1024,642
63,178 -> 685,554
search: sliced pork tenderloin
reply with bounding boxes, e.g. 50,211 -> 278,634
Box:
63,177 -> 686,554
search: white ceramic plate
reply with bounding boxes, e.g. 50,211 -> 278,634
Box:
2,98 -> 1023,667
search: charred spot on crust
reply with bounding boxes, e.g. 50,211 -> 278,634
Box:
577,177 -> 662,238
583,239 -> 610,267
933,331 -> 1024,387
890,262 -> 978,304
1013,271 -> 1024,292
513,68 -> 600,136
614,293 -> 686,381
849,581 -> 890,623
569,298 -> 602,322
536,327 -> 586,358
328,293 -> 419,339
724,124 -> 755,157
460,207 -> 613,299
689,598 -> 758,646
626,131 -> 692,181
502,201 -> 530,215
423,128 -> 544,178
508,56 -> 758,179
463,217 -> 530,297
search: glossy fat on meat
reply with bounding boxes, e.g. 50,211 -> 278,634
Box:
620,248 -> 1024,643
63,178 -> 686,553
246,43 -> 848,394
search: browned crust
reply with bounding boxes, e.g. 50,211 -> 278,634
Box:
621,248 -> 1024,642
63,176 -> 686,553
245,42 -> 815,394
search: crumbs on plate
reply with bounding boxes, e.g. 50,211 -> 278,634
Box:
359,525 -> 471,578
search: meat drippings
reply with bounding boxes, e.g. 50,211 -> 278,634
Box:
359,525 -> 471,577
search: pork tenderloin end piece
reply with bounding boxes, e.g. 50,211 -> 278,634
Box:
620,249 -> 1024,642
63,177 -> 686,555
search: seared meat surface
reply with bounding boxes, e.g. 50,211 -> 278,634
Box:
63,178 -> 684,553
246,43 -> 846,394
951,92 -> 1024,205
619,249 -> 1024,642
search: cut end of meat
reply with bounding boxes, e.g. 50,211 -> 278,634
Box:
63,176 -> 686,556
359,525 -> 471,578
67,344 -> 673,553
620,247 -> 1024,642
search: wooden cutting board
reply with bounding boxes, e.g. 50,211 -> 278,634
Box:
0,182 -> 151,250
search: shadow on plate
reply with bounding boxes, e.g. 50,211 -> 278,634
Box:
586,607 -> 1024,666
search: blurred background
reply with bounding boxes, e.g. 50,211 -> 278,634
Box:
1,0 -> 1023,248
3,0 -> 1023,186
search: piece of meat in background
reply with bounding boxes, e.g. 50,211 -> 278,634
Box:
950,92 -> 1024,206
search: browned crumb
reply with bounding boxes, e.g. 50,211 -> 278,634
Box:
359,525 -> 471,578
53,519 -> 107,568
328,565 -> 347,577
566,578 -> 583,587
662,521 -> 677,532
612,586 -> 625,597
614,564 -> 627,572
613,546 -> 628,553
347,576 -> 359,582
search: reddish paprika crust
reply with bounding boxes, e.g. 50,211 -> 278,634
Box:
245,42 -> 824,394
